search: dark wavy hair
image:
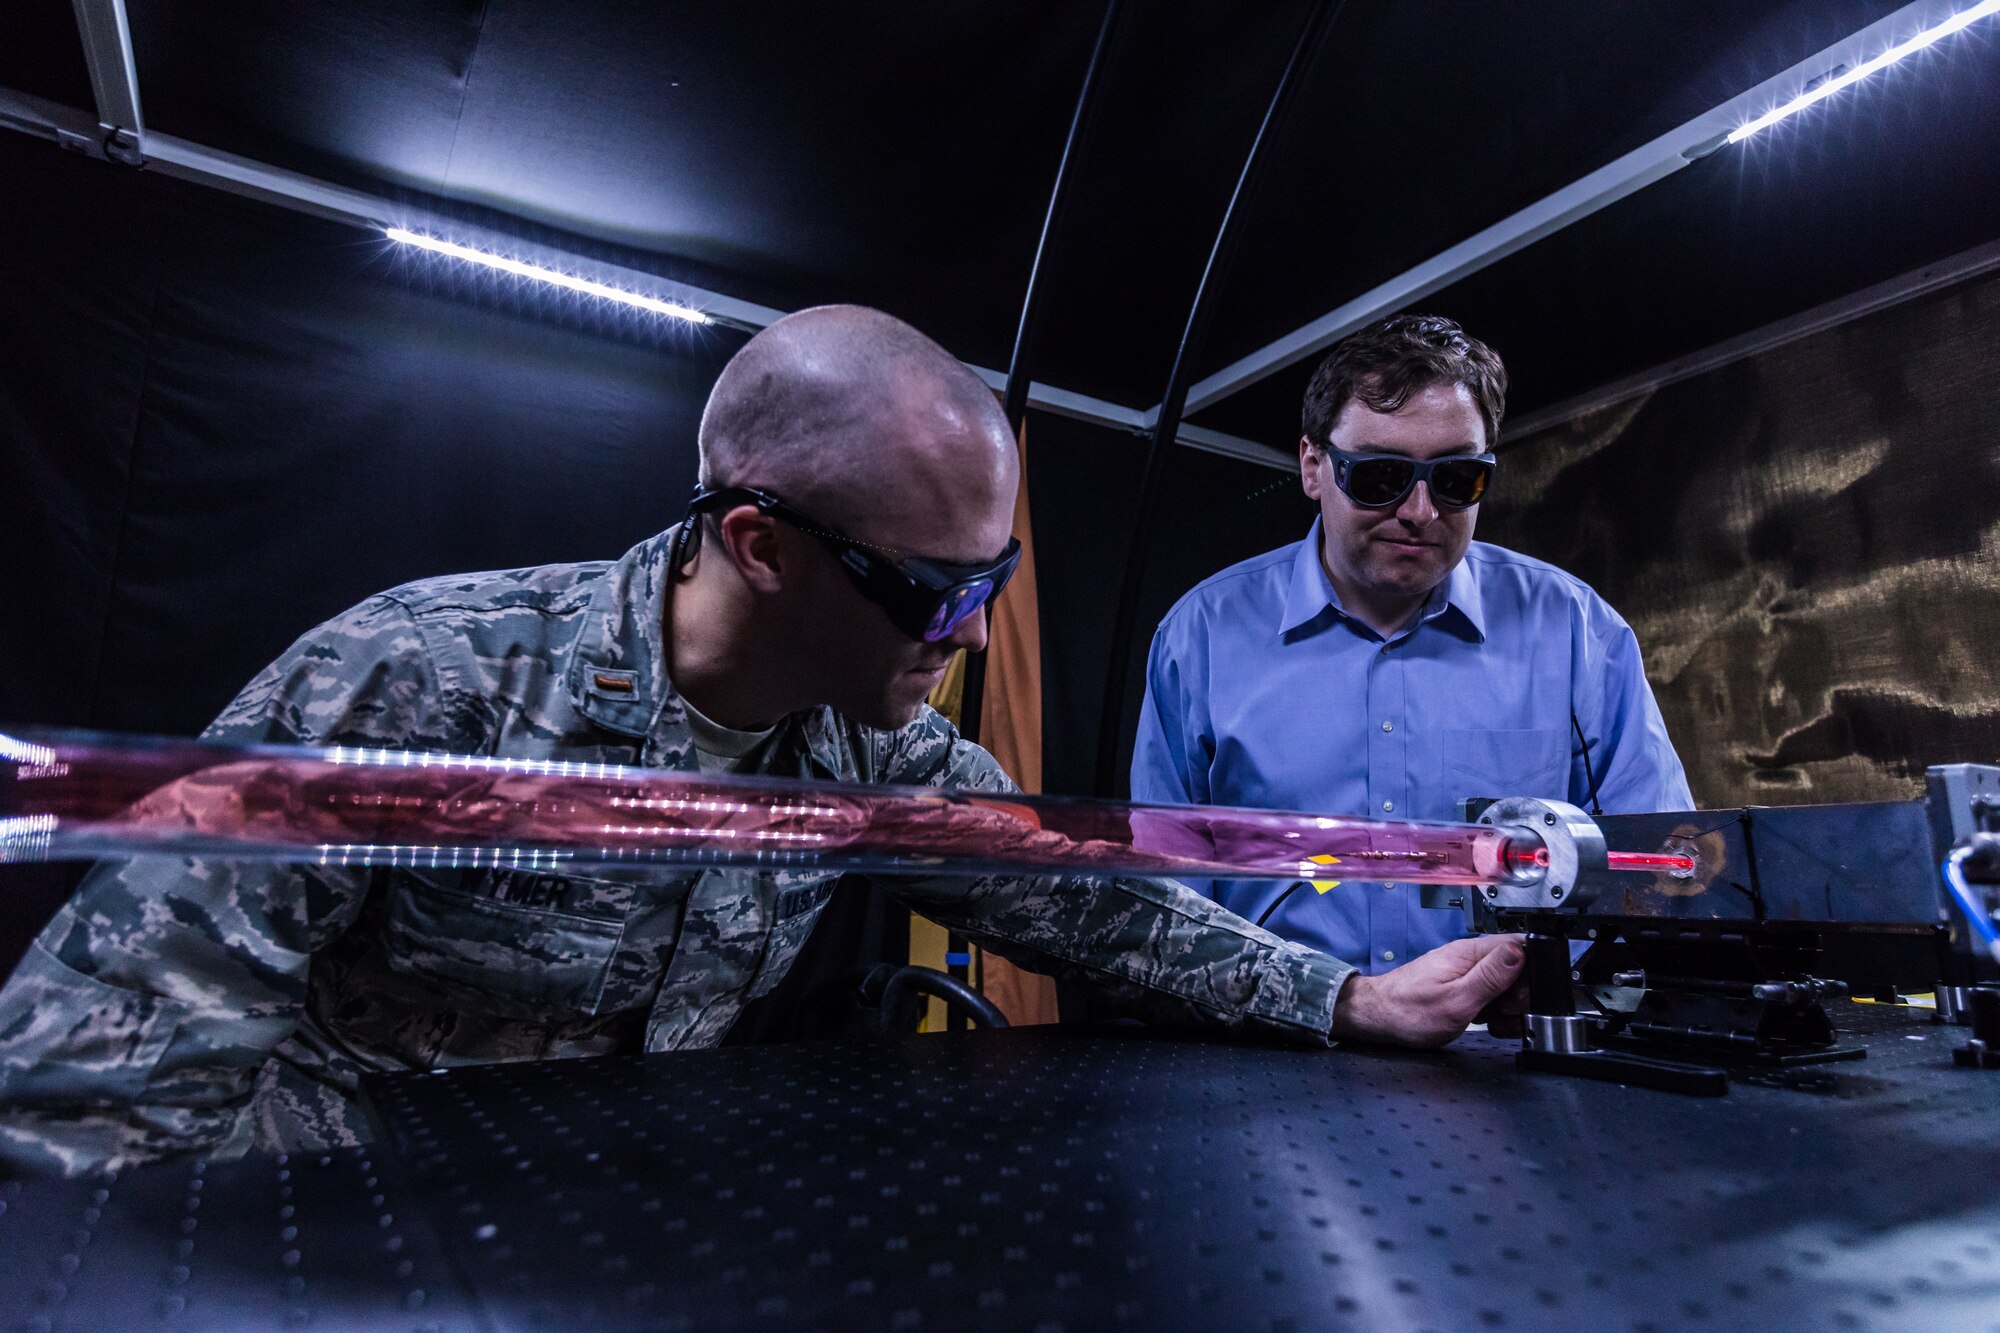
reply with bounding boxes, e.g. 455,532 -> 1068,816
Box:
1301,314 -> 1508,451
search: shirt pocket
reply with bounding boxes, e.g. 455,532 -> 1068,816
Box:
0,939 -> 192,1104
381,876 -> 624,1019
747,874 -> 837,999
1442,727 -> 1568,807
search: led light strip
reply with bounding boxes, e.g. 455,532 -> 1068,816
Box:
1728,0 -> 2000,143
385,227 -> 710,324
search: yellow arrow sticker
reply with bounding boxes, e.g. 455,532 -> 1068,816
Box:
1304,853 -> 1341,893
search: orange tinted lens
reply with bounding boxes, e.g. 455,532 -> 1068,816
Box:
1430,460 -> 1490,507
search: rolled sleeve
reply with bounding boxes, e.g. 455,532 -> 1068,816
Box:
878,713 -> 1354,1045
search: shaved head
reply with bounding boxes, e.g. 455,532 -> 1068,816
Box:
698,305 -> 1016,558
677,305 -> 1020,727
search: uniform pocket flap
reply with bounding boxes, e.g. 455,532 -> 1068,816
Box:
0,940 -> 192,1105
382,880 -> 624,1017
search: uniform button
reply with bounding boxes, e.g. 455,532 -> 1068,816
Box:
1381,720 -> 1394,732
1381,950 -> 1396,962
1381,800 -> 1395,813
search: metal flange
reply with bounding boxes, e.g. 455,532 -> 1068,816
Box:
1475,796 -> 1608,910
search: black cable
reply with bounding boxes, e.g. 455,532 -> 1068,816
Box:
1570,709 -> 1605,817
878,966 -> 1010,1033
1001,0 -> 1122,435
965,0 -> 1123,748
1255,881 -> 1307,930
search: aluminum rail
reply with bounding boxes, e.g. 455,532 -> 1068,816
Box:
1169,0 -> 1979,419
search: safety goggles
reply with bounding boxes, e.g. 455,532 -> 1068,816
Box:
1325,446 -> 1496,511
674,485 -> 1021,643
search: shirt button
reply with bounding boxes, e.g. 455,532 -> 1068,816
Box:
1381,720 -> 1394,732
1381,950 -> 1396,962
1381,799 -> 1395,813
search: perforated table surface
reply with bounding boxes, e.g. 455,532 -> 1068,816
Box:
3,1004 -> 1997,1332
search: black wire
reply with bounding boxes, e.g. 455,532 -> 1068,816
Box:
1685,811 -> 1751,838
1255,881 -> 1307,929
878,966 -> 1010,1032
1571,709 -> 1605,817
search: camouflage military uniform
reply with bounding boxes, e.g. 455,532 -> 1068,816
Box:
0,528 -> 1353,1175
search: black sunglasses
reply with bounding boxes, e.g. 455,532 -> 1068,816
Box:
672,485 -> 1022,643
1324,446 -> 1496,511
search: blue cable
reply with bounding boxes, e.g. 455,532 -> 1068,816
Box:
1941,844 -> 2000,966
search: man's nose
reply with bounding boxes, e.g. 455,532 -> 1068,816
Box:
944,604 -> 991,654
1396,480 -> 1439,527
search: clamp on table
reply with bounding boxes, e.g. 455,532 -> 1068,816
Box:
1428,795 -> 1876,1095
1423,766 -> 2000,1095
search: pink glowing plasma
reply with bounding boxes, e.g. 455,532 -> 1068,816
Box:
0,729 -> 1691,884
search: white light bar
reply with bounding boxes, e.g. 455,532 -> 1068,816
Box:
1728,0 -> 2000,143
385,228 -> 710,325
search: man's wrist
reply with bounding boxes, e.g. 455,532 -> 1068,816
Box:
1330,970 -> 1377,1043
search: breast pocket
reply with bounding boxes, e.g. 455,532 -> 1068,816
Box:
382,872 -> 625,1019
1442,727 -> 1568,806
746,874 -> 837,999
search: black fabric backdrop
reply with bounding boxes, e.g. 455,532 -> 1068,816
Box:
2,137 -> 743,973
2,142 -> 739,736
1027,416 -> 1317,799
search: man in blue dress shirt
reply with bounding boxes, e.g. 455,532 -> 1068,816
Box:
1133,314 -> 1692,979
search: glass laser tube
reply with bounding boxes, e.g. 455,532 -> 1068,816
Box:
0,729 -> 1693,882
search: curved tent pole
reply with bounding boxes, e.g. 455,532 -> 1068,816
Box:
964,0 -> 1125,745
999,0 -> 1124,436
1092,0 -> 1341,796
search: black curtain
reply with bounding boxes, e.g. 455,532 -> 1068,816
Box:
0,135 -> 740,968
1026,414 -> 1316,798
1,137 -> 741,734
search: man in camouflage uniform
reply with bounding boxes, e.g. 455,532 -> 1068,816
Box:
0,306 -> 1528,1175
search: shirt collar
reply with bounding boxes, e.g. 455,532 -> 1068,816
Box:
567,527 -> 683,748
1278,520 -> 1341,635
1279,518 -> 1487,643
566,525 -> 850,776
1441,551 -> 1487,642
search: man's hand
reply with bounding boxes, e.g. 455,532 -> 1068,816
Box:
1331,934 -> 1527,1048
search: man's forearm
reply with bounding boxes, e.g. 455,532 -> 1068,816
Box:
893,871 -> 1355,1044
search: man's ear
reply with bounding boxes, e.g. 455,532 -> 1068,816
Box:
715,507 -> 788,594
1299,436 -> 1325,502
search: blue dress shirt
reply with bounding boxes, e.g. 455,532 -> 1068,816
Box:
1132,520 -> 1693,974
